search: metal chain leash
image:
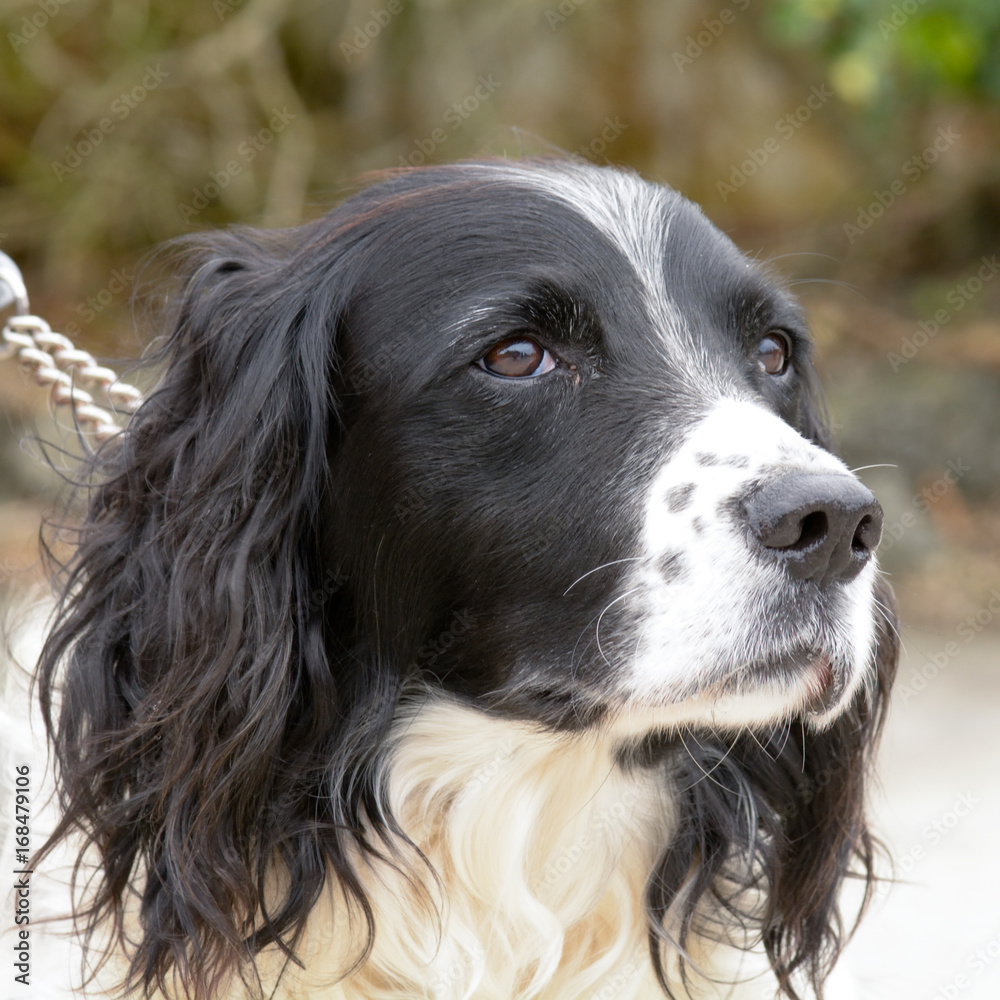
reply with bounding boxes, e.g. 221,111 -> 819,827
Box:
0,250 -> 142,442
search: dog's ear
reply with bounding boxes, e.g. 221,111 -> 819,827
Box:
37,222 -> 391,999
648,573 -> 898,999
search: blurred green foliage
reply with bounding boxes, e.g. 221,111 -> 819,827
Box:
766,0 -> 1000,108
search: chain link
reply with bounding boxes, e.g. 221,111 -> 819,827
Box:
1,313 -> 143,442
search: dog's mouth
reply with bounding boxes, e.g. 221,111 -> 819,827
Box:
801,654 -> 838,713
711,646 -> 844,714
610,643 -> 852,738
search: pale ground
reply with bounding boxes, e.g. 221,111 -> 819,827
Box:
843,626 -> 1000,999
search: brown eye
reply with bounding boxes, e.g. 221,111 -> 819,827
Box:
478,337 -> 557,378
757,332 -> 791,375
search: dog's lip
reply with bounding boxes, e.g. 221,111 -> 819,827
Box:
626,647 -> 848,722
702,647 -> 844,713
802,654 -> 840,714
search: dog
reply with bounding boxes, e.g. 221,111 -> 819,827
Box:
22,158 -> 897,999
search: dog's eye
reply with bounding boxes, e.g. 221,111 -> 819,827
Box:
757,332 -> 791,375
478,337 -> 557,378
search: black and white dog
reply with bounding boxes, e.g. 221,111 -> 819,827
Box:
29,159 -> 897,999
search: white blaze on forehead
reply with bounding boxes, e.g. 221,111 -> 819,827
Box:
482,161 -> 687,345
685,396 -> 835,464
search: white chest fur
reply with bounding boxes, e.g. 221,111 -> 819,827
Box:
277,700 -> 777,1000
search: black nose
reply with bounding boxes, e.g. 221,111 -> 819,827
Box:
744,473 -> 883,585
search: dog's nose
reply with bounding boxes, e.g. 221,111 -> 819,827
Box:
744,472 -> 883,585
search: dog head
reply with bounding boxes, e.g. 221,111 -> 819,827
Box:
38,159 -> 897,999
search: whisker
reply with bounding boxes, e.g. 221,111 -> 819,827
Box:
595,587 -> 641,668
632,619 -> 649,669
848,463 -> 898,474
785,277 -> 864,296
766,251 -> 844,265
676,729 -> 738,792
744,726 -> 771,756
563,557 -> 642,596
872,597 -> 903,644
772,720 -> 793,760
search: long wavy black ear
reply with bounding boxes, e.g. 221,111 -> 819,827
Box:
36,222 -> 389,999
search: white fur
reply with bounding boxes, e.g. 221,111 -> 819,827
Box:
267,698 -> 778,1000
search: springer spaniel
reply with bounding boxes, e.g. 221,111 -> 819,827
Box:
22,159 -> 897,999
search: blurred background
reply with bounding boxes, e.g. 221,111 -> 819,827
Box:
0,0 -> 997,996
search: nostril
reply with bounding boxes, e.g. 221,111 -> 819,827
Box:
791,510 -> 828,551
752,508 -> 829,552
852,510 -> 883,553
853,514 -> 873,552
